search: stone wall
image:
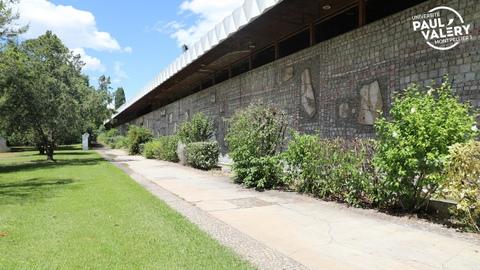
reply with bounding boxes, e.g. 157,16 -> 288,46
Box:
123,0 -> 480,152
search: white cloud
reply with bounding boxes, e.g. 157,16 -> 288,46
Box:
72,48 -> 105,72
166,0 -> 244,46
15,0 -> 133,75
148,20 -> 185,34
16,0 -> 125,51
112,61 -> 128,84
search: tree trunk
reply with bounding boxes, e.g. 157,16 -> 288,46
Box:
46,143 -> 55,161
37,144 -> 45,155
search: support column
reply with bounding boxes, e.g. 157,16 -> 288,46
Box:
358,0 -> 366,26
309,23 -> 316,46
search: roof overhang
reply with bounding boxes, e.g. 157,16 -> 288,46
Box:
108,0 -> 358,126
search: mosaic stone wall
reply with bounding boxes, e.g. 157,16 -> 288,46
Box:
122,0 -> 480,152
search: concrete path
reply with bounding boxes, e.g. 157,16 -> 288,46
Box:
98,148 -> 480,270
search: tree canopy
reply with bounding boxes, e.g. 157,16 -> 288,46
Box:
114,87 -> 126,109
0,31 -> 112,160
0,0 -> 27,41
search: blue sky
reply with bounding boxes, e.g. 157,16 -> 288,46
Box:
15,0 -> 244,101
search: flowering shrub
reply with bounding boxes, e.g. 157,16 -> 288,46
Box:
282,133 -> 375,206
442,141 -> 480,231
225,105 -> 287,189
374,80 -> 478,211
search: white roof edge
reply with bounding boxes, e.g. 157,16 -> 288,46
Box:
109,0 -> 283,123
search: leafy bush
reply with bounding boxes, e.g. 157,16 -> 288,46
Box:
97,128 -> 119,147
114,136 -> 128,149
442,141 -> 480,231
143,140 -> 161,159
127,125 -> 153,155
155,136 -> 179,162
282,133 -> 375,206
177,113 -> 214,143
97,129 -> 129,150
374,80 -> 478,211
185,141 -> 220,170
143,136 -> 179,162
226,105 -> 287,189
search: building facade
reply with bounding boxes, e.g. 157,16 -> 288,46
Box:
111,0 -> 480,152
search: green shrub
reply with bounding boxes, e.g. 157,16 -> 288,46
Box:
143,140 -> 160,159
177,113 -> 214,143
127,125 -> 153,155
442,141 -> 480,231
6,132 -> 33,146
114,136 -> 128,149
282,133 -> 375,206
143,136 -> 179,162
97,128 -> 119,148
185,141 -> 220,170
226,105 -> 287,189
374,80 -> 478,211
155,135 -> 179,162
97,129 -> 129,150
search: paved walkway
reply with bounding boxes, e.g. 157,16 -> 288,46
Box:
98,148 -> 480,270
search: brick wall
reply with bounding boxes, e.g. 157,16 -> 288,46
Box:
123,0 -> 480,152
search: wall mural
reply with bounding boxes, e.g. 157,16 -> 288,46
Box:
358,81 -> 383,125
300,68 -> 316,118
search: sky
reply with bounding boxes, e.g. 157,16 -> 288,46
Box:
14,0 -> 245,101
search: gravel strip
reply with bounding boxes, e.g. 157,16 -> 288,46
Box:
97,149 -> 309,270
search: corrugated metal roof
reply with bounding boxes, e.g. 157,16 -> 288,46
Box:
110,0 -> 284,122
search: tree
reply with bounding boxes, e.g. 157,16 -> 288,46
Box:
98,75 -> 111,93
0,31 -> 111,160
0,0 -> 27,41
114,87 -> 126,109
80,75 -> 114,145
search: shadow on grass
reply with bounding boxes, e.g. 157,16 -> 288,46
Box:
0,157 -> 105,174
9,146 -> 36,153
0,178 -> 75,205
53,151 -> 92,156
57,145 -> 81,151
9,145 -> 81,153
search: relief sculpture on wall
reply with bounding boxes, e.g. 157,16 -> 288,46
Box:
358,81 -> 383,125
301,68 -> 316,118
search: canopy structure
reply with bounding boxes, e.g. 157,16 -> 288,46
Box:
110,0 -> 285,124
108,0 -> 374,126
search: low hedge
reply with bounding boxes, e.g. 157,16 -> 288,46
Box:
97,128 -> 128,150
144,140 -> 161,159
143,136 -> 179,162
185,141 -> 219,170
98,129 -> 119,148
282,133 -> 375,207
442,141 -> 480,231
113,136 -> 128,149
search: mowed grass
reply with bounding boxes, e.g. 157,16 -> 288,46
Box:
0,146 -> 253,270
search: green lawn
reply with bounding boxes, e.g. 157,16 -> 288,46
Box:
0,146 -> 253,270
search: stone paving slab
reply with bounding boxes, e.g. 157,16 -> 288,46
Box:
98,148 -> 480,270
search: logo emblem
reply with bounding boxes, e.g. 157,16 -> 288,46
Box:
412,6 -> 471,51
